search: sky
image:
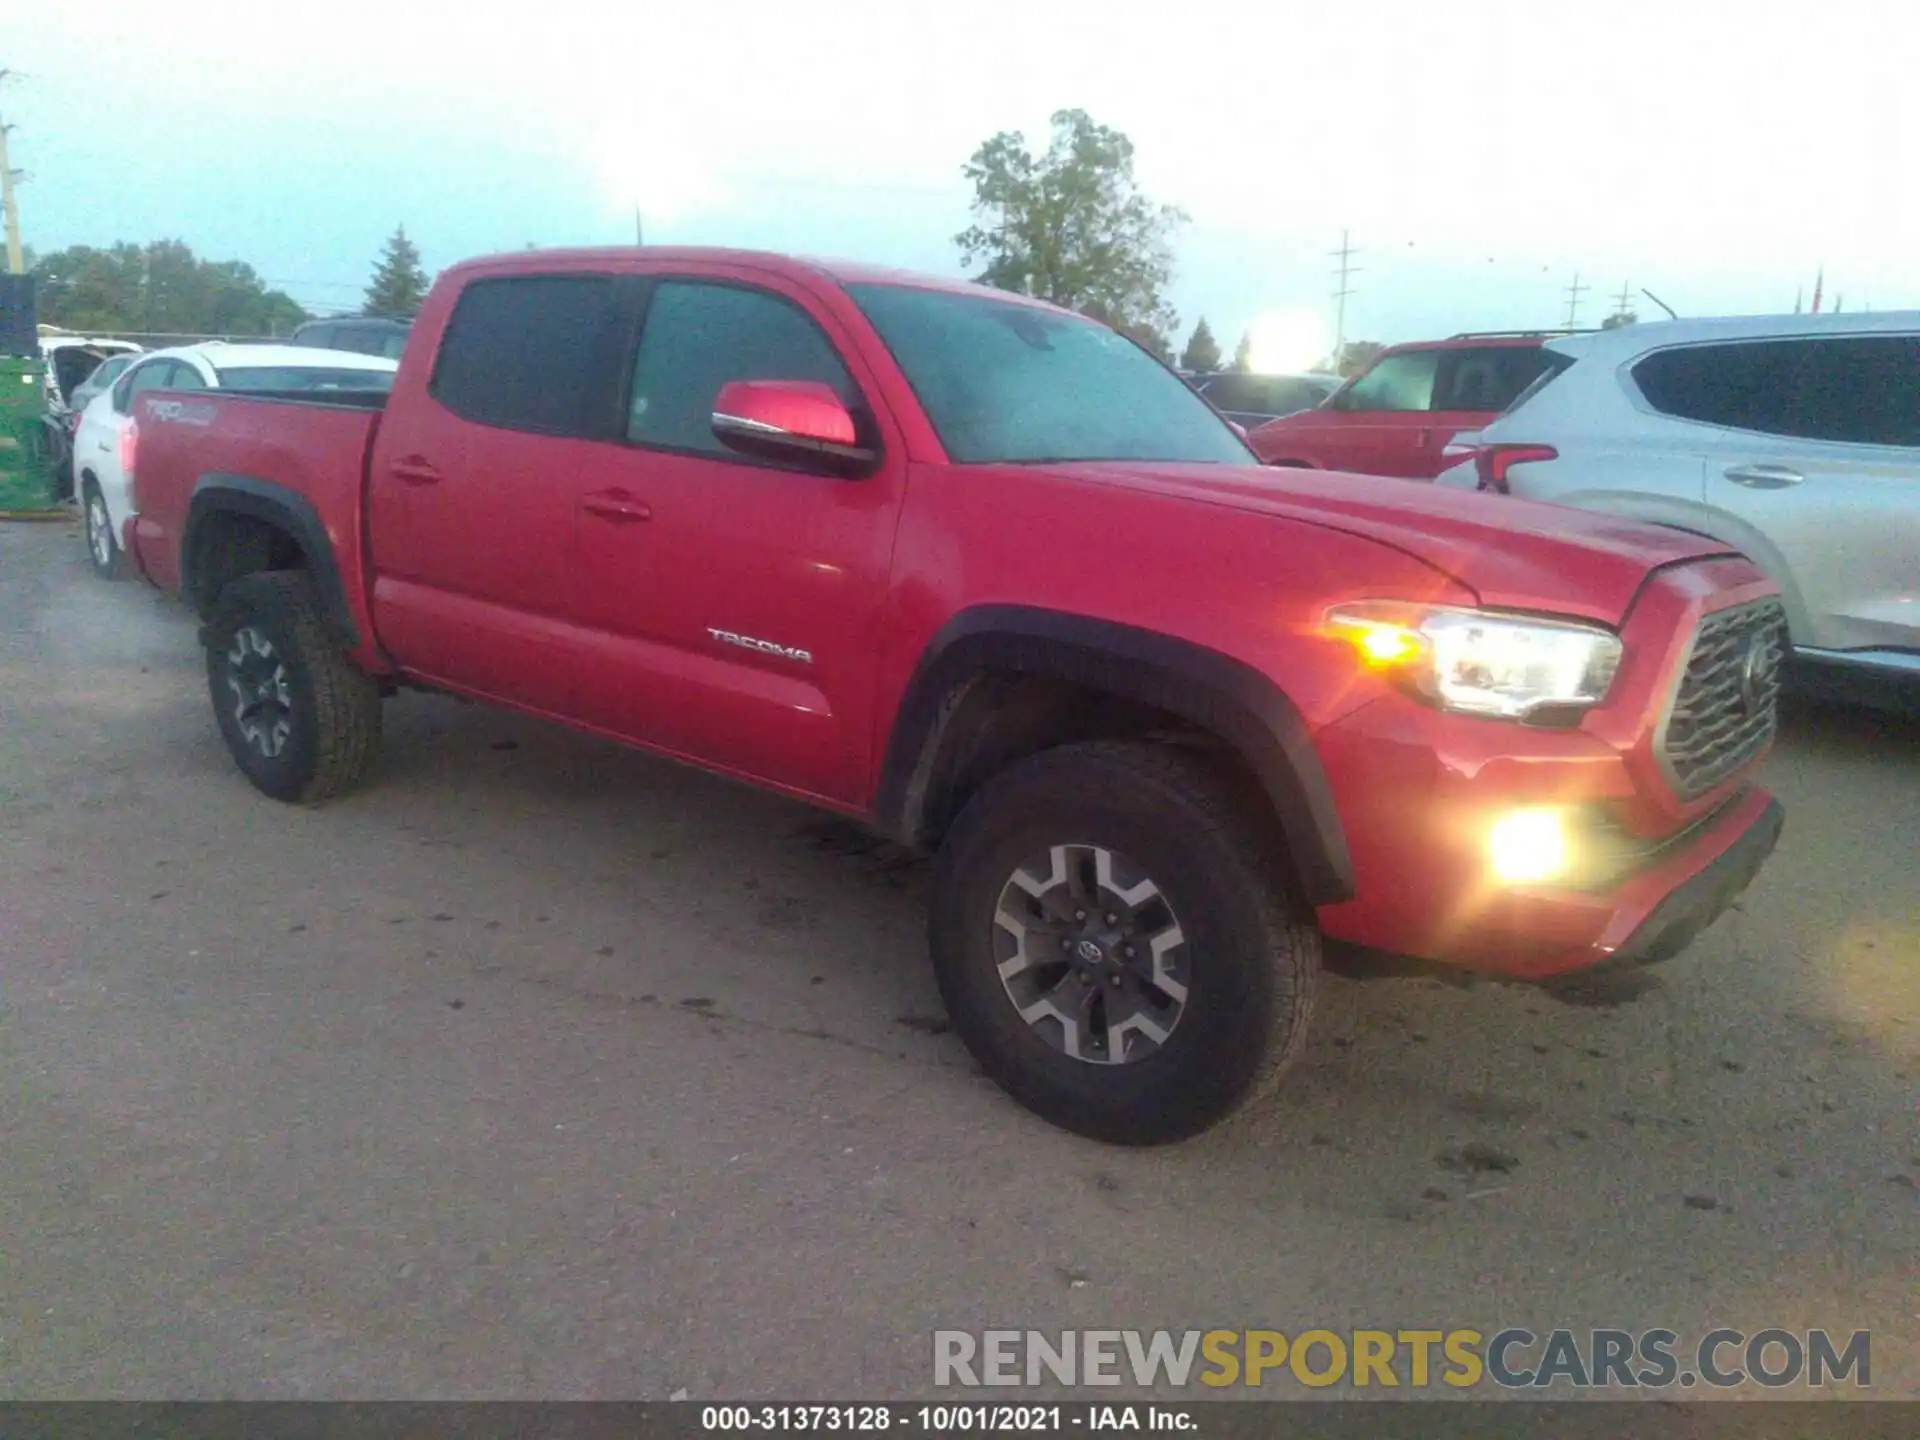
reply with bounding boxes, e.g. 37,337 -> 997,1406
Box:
7,0 -> 1916,368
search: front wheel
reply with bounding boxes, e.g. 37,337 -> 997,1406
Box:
929,740 -> 1320,1145
203,571 -> 383,803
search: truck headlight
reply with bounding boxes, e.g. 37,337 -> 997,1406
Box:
1323,602 -> 1623,721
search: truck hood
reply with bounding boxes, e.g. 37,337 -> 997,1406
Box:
1060,463 -> 1738,625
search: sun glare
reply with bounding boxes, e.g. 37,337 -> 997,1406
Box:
588,117 -> 729,231
1246,309 -> 1331,374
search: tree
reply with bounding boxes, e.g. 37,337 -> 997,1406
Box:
30,241 -> 306,336
1179,317 -> 1222,373
1122,322 -> 1175,364
364,225 -> 428,318
1601,310 -> 1638,330
1230,332 -> 1254,373
956,109 -> 1188,346
1325,339 -> 1385,377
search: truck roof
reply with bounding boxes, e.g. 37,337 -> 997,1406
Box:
448,246 -> 1070,313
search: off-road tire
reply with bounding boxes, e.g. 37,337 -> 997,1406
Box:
204,571 -> 382,803
930,739 -> 1320,1145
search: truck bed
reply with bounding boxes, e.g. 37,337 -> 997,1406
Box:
127,389 -> 387,639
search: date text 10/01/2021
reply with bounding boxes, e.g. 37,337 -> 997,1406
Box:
701,1406 -> 1192,1431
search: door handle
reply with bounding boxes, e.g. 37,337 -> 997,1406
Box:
1724,464 -> 1803,489
390,456 -> 442,485
582,490 -> 652,523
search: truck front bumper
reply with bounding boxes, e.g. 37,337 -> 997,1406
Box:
1585,792 -> 1782,977
1317,782 -> 1783,981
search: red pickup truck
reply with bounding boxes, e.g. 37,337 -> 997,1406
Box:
121,248 -> 1786,1145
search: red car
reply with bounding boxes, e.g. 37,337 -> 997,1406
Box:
1249,333 -> 1571,477
121,250 -> 1784,1145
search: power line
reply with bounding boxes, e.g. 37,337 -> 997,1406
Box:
1330,228 -> 1359,370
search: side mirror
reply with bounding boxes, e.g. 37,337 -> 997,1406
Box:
711,380 -> 875,475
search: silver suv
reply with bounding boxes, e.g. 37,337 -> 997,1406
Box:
1438,313 -> 1920,700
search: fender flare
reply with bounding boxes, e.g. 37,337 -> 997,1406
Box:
182,474 -> 359,649
875,605 -> 1354,906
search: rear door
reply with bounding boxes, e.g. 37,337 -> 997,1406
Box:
1423,345 -> 1560,476
366,273 -> 633,715
566,270 -> 906,804
1645,335 -> 1920,654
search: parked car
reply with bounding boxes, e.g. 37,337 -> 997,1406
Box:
1433,312 -> 1920,701
41,335 -> 142,418
290,316 -> 412,360
38,339 -> 143,500
1248,332 -> 1576,477
122,248 -> 1784,1146
66,351 -> 138,421
1191,371 -> 1340,430
74,342 -> 398,577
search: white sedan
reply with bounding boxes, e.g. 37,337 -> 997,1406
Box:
74,342 -> 399,577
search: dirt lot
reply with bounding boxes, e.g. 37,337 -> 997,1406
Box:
2,519 -> 1916,1401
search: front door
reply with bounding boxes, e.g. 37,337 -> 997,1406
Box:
1319,349 -> 1442,476
568,273 -> 905,804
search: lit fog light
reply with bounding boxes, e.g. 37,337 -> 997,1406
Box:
1488,808 -> 1573,885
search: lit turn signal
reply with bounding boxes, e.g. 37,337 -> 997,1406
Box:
1323,612 -> 1426,669
1321,601 -> 1623,721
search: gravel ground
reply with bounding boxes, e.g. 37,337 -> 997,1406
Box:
2,518 -> 1915,1401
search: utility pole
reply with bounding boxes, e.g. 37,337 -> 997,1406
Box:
1562,271 -> 1588,329
0,70 -> 25,275
634,206 -> 644,246
1613,280 -> 1632,320
1330,228 -> 1359,372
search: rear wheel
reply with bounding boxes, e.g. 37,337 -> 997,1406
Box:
81,481 -> 122,578
203,571 -> 383,803
929,740 -> 1320,1145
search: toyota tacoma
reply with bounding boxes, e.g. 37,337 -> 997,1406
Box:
118,248 -> 1787,1145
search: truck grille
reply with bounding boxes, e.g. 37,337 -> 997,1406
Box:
1659,598 -> 1788,800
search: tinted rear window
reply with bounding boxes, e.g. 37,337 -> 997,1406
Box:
429,275 -> 622,436
1434,346 -> 1561,410
1634,337 -> 1920,446
1500,352 -> 1577,414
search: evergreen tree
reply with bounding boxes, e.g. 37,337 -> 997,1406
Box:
1180,317 -> 1223,372
364,226 -> 428,318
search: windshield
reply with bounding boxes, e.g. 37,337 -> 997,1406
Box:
846,283 -> 1253,465
216,366 -> 397,392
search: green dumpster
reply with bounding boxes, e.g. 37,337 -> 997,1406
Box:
0,354 -> 58,515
